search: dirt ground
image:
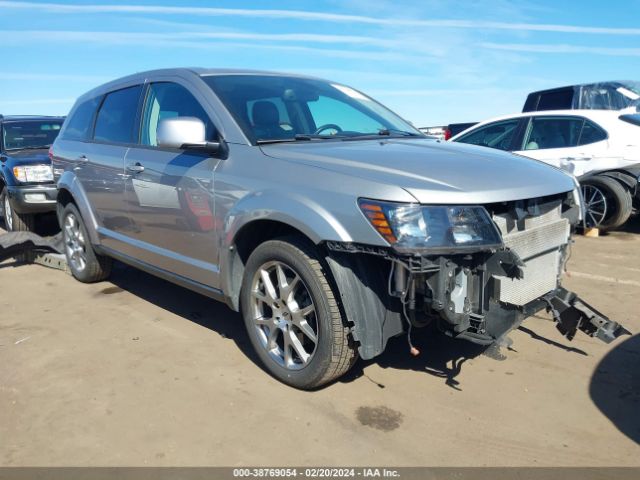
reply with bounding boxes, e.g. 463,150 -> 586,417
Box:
1,220 -> 639,467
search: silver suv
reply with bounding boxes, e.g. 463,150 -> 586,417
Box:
51,68 -> 626,389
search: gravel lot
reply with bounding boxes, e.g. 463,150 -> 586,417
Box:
1,221 -> 639,467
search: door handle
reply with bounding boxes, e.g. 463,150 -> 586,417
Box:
562,156 -> 590,161
126,162 -> 145,173
76,155 -> 89,163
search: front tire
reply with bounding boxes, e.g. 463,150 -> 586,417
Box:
1,187 -> 35,232
240,237 -> 358,389
61,203 -> 112,282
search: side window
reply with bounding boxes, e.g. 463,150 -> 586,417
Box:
141,82 -> 215,147
523,117 -> 583,150
455,119 -> 520,151
537,89 -> 573,111
63,96 -> 101,141
308,95 -> 383,133
578,120 -> 607,146
93,85 -> 142,144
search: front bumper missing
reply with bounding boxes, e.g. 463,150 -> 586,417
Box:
545,287 -> 630,344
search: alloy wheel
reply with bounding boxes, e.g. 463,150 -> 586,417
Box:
250,260 -> 318,370
582,184 -> 608,228
3,195 -> 13,231
64,212 -> 87,272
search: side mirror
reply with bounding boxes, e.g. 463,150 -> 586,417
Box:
156,117 -> 220,154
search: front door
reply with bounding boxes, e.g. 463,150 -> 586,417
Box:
123,81 -> 222,288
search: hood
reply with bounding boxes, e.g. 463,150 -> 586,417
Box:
3,149 -> 50,166
260,138 -> 575,204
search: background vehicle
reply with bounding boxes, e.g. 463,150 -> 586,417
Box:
451,110 -> 640,230
51,68 -> 624,389
419,122 -> 478,141
0,115 -> 64,231
523,81 -> 640,112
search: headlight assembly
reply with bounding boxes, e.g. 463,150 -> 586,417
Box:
359,199 -> 503,253
12,165 -> 54,183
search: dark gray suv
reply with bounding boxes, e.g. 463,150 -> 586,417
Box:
51,68 -> 626,389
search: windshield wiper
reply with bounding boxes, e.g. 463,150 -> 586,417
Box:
377,128 -> 421,137
257,134 -> 344,145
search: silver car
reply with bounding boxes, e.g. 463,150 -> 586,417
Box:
51,68 -> 627,389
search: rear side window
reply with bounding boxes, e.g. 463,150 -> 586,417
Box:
523,117 -> 583,150
578,120 -> 607,146
63,97 -> 101,141
455,119 -> 520,151
140,82 -> 215,146
94,85 -> 142,144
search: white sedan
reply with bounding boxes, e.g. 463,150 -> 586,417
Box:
451,110 -> 640,230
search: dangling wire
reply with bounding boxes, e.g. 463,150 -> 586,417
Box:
401,276 -> 420,356
388,259 -> 420,356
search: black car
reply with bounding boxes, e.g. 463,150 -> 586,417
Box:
523,81 -> 640,112
0,115 -> 64,231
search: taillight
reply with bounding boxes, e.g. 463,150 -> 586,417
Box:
443,128 -> 452,141
48,146 -> 54,161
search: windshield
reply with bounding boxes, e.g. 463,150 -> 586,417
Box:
622,81 -> 640,96
202,75 -> 421,143
2,120 -> 63,150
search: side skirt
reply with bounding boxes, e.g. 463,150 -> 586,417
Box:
97,245 -> 230,307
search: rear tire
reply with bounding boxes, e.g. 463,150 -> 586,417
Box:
240,236 -> 358,389
61,203 -> 112,282
582,176 -> 632,231
1,187 -> 35,232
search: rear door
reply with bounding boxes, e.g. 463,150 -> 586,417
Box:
72,85 -> 143,243
514,116 -> 609,175
122,80 -> 223,287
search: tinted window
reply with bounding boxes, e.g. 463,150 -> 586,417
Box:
94,85 -> 142,144
455,119 -> 520,151
63,97 -> 100,141
141,82 -> 216,146
536,89 -> 573,111
578,120 -> 607,145
523,117 -> 583,150
2,121 -> 63,150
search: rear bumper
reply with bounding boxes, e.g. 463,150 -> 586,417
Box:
7,185 -> 58,214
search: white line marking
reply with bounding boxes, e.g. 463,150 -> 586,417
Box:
569,271 -> 640,288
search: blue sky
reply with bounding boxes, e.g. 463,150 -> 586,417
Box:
1,0 -> 639,126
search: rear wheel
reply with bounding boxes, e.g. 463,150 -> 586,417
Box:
581,176 -> 632,231
0,187 -> 35,232
240,237 -> 357,389
61,203 -> 112,282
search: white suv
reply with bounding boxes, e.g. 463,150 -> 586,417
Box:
451,110 -> 640,230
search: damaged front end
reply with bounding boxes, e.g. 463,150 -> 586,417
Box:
327,191 -> 628,360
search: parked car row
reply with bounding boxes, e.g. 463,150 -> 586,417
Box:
0,72 -> 630,389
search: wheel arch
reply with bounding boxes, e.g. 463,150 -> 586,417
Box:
56,172 -> 101,245
223,218 -> 320,312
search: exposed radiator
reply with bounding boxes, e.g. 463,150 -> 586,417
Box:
492,206 -> 570,306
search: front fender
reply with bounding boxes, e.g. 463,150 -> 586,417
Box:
56,171 -> 101,245
222,190 -> 354,249
219,190 -> 368,311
